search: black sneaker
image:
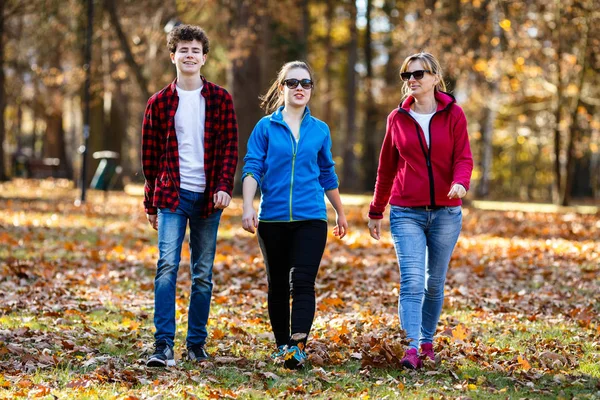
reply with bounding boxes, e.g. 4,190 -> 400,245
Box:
187,343 -> 210,362
146,341 -> 175,367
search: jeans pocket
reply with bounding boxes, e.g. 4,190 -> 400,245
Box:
446,206 -> 462,215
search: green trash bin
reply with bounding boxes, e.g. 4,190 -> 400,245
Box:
90,151 -> 120,190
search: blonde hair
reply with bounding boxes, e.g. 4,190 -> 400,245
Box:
260,61 -> 314,114
399,52 -> 447,99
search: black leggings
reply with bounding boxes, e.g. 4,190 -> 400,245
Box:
257,220 -> 327,348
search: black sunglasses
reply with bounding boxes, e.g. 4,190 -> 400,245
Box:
283,78 -> 314,90
400,70 -> 431,81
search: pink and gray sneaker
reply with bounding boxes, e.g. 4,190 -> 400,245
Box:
400,348 -> 422,370
420,342 -> 435,362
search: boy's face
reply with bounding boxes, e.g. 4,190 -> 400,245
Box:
170,39 -> 206,77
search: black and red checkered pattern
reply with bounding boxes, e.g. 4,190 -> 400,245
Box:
142,77 -> 238,217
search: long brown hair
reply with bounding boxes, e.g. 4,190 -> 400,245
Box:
399,52 -> 446,99
260,61 -> 314,114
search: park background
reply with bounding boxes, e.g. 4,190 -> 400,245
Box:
0,0 -> 599,399
1,0 -> 599,204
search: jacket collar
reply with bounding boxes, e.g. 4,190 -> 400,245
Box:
399,91 -> 455,112
270,105 -> 311,123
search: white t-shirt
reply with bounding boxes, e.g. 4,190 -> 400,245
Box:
175,85 -> 206,193
409,109 -> 435,148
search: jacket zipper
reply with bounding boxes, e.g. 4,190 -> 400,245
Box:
415,121 -> 435,206
397,108 -> 438,206
275,112 -> 307,221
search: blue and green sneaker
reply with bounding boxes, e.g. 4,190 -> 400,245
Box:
284,345 -> 307,369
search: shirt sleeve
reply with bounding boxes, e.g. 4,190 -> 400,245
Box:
317,124 -> 339,191
141,96 -> 159,215
450,108 -> 473,191
216,91 -> 239,195
242,120 -> 268,187
369,112 -> 399,219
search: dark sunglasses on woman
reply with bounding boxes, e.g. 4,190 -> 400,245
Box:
283,78 -> 314,90
400,70 -> 431,81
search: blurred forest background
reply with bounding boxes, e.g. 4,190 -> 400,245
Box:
0,0 -> 598,205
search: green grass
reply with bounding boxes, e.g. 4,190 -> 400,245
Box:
1,181 -> 599,399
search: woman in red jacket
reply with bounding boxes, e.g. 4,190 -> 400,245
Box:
368,52 -> 473,369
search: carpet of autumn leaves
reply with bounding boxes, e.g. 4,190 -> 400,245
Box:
0,179 -> 599,399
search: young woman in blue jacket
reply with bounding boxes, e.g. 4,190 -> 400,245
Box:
241,61 -> 347,369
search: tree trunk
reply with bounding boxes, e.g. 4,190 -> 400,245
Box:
0,0 -> 6,181
42,46 -> 72,179
590,116 -> 600,200
342,0 -> 358,191
43,96 -> 72,179
322,0 -> 334,127
477,0 -> 500,198
478,103 -> 495,198
105,0 -> 150,100
561,12 -> 590,206
299,0 -> 309,60
383,0 -> 401,87
228,0 -> 266,193
362,0 -> 380,192
552,0 -> 563,204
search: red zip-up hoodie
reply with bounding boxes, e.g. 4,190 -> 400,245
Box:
369,91 -> 473,219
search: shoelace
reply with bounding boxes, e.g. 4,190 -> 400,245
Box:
286,346 -> 306,361
154,342 -> 169,353
271,345 -> 287,359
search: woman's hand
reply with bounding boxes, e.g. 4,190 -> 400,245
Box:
447,183 -> 467,199
333,213 -> 348,239
242,206 -> 259,234
368,218 -> 382,240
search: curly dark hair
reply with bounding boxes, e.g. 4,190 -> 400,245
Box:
167,24 -> 210,54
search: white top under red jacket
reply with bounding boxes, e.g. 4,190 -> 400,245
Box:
369,91 -> 473,219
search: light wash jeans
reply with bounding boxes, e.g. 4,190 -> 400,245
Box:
154,188 -> 222,348
389,205 -> 462,349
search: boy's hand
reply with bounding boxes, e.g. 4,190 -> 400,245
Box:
214,191 -> 231,209
147,214 -> 158,230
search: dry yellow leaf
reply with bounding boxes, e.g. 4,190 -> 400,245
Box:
518,355 -> 531,371
452,324 -> 468,341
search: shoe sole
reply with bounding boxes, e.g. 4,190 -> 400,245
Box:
284,358 -> 305,370
401,359 -> 421,370
147,358 -> 176,367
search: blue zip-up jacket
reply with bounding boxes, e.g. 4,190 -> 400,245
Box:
242,106 -> 339,222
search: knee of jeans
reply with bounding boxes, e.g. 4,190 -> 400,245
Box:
425,277 -> 446,297
400,273 -> 425,294
400,280 -> 425,297
191,272 -> 213,292
156,258 -> 179,280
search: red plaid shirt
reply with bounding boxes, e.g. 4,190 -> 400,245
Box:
142,77 -> 238,217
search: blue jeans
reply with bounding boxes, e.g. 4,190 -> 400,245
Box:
154,188 -> 222,348
389,205 -> 462,349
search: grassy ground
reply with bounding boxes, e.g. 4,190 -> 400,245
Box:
0,179 -> 599,399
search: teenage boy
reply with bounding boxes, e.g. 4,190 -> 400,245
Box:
142,24 -> 238,367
